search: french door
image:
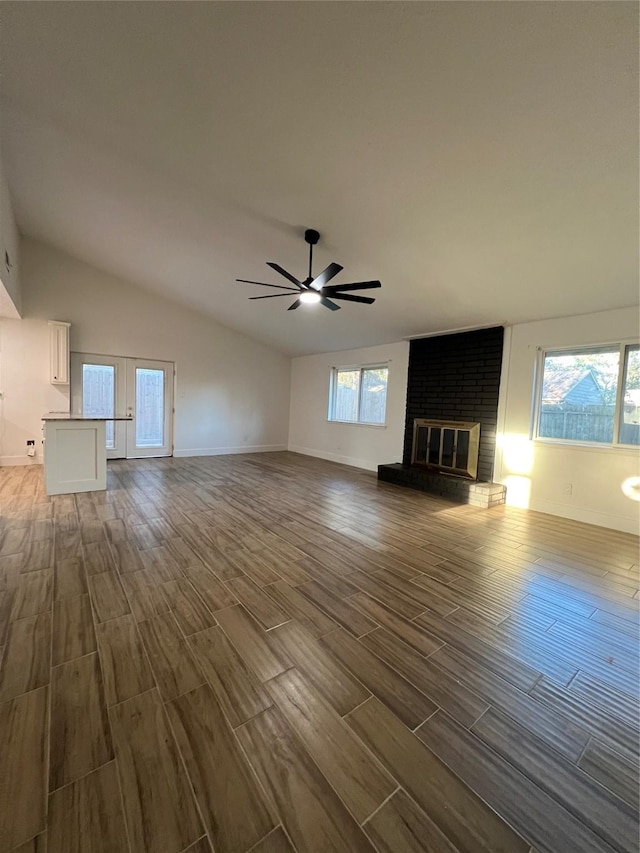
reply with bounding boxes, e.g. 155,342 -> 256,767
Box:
70,353 -> 174,459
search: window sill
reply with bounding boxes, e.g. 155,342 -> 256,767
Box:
327,420 -> 387,429
533,438 -> 639,454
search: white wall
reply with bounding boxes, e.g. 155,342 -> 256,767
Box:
0,238 -> 291,465
0,147 -> 21,318
288,342 -> 409,471
495,307 -> 640,534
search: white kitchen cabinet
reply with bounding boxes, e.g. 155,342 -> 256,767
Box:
49,320 -> 70,384
43,418 -> 106,495
41,413 -> 131,495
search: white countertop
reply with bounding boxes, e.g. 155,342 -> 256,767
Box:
42,412 -> 133,421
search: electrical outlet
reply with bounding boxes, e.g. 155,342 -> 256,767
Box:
26,440 -> 35,446
562,483 -> 573,496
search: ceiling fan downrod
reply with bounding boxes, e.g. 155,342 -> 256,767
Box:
304,229 -> 320,282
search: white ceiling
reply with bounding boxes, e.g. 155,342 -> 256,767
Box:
0,2 -> 637,356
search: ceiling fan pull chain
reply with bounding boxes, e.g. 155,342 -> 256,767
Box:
308,241 -> 313,281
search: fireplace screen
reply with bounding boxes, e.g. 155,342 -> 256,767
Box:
411,419 -> 480,479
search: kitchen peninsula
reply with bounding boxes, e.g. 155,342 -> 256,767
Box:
42,413 -> 132,495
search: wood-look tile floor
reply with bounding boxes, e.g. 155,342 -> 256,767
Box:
0,451 -> 638,853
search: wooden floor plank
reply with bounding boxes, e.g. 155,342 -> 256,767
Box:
83,541 -> 116,575
0,611 -> 51,701
88,571 -> 131,622
53,556 -> 87,600
49,652 -> 113,791
415,608 -> 547,690
167,683 -> 276,853
321,627 -> 437,729
471,705 -> 638,852
270,621 -> 370,716
47,761 -> 129,853
0,686 -> 48,851
296,580 -> 378,637
266,668 -> 396,823
350,592 -> 444,657
363,788 -> 459,853
183,562 -> 238,612
529,676 -> 639,762
138,611 -> 204,701
110,688 -> 203,853
10,831 -> 47,853
346,697 -> 529,853
107,539 -> 144,574
226,575 -> 291,630
9,570 -> 52,621
430,643 -> 590,761
361,628 -> 489,728
236,706 -> 375,853
578,737 -> 640,810
120,568 -> 170,622
188,625 -> 272,727
416,710 -> 619,853
568,670 -> 640,731
223,547 -> 282,586
21,540 -> 53,574
248,826 -> 295,853
52,594 -> 96,666
160,578 -> 217,635
216,604 -> 291,682
96,613 -> 156,705
263,579 -> 337,638
344,568 -> 425,619
140,545 -> 184,582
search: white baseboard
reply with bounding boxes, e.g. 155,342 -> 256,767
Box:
0,455 -> 42,467
288,444 -> 379,472
530,497 -> 640,536
174,444 -> 287,458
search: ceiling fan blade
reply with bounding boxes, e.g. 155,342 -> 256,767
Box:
288,299 -> 302,311
320,296 -> 341,311
323,281 -> 381,293
266,262 -> 303,288
249,293 -> 296,300
329,293 -> 375,304
309,262 -> 343,291
236,279 -> 299,291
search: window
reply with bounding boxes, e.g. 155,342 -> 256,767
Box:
535,343 -> 639,447
329,365 -> 388,425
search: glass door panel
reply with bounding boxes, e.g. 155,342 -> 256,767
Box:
135,368 -> 165,448
82,364 -> 115,448
415,426 -> 428,464
441,429 -> 455,467
125,359 -> 173,458
428,428 -> 441,466
71,353 -> 173,459
71,353 -> 127,459
455,429 -> 470,471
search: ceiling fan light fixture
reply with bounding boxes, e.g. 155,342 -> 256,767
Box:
236,228 -> 381,312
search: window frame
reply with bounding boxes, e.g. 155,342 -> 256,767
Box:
532,339 -> 640,449
328,363 -> 389,427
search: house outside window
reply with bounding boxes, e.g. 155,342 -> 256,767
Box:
535,343 -> 639,447
328,365 -> 389,425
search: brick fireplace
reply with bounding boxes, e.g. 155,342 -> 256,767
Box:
378,326 -> 507,507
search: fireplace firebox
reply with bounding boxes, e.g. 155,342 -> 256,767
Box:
411,419 -> 480,479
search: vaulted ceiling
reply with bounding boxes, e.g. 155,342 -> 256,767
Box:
0,2 -> 637,355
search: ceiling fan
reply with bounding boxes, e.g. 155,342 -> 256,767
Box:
236,229 -> 381,311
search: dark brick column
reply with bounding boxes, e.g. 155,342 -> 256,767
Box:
402,327 -> 504,482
